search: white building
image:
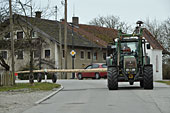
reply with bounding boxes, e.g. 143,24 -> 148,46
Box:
143,28 -> 168,80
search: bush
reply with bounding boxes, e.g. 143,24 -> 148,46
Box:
163,64 -> 170,79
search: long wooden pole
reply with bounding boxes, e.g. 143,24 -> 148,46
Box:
16,68 -> 107,74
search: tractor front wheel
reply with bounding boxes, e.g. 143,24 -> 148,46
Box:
107,66 -> 118,90
143,65 -> 153,89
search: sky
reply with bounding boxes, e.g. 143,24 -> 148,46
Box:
33,0 -> 170,26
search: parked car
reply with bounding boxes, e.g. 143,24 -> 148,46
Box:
76,63 -> 107,80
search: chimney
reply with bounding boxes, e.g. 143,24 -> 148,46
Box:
35,11 -> 42,18
72,17 -> 79,25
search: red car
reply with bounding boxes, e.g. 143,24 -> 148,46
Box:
76,63 -> 107,80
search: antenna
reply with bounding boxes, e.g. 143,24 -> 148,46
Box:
55,5 -> 58,21
73,3 -> 75,17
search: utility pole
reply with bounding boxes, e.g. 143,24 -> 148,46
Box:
71,23 -> 75,79
59,22 -> 63,77
9,0 -> 15,85
29,1 -> 34,85
64,0 -> 67,79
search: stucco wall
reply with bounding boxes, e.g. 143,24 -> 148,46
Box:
146,48 -> 162,80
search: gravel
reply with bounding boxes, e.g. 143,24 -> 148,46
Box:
0,90 -> 54,113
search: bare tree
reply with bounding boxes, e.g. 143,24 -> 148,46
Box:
0,0 -> 52,85
144,18 -> 170,63
0,55 -> 10,71
89,15 -> 131,33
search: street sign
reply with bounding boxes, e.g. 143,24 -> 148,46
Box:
70,50 -> 76,56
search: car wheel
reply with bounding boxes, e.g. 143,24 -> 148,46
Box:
95,73 -> 100,79
37,73 -> 42,82
52,73 -> 57,83
77,73 -> 83,80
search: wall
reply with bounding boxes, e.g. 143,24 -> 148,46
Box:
58,46 -> 107,78
146,48 -> 163,80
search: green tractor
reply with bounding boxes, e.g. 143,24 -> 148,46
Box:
106,21 -> 153,90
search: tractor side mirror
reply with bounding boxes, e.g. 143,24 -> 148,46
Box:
147,44 -> 151,49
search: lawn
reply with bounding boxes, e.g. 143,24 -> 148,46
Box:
0,82 -> 61,92
156,81 -> 170,85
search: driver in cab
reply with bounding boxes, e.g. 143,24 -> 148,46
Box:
123,43 -> 131,52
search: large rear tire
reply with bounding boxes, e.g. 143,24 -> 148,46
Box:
143,65 -> 153,89
107,66 -> 118,90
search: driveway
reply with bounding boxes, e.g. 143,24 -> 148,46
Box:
22,80 -> 170,113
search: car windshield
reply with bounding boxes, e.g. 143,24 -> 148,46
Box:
92,64 -> 99,68
121,42 -> 138,52
102,64 -> 107,68
86,65 -> 92,69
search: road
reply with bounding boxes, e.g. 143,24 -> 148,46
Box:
22,80 -> 170,113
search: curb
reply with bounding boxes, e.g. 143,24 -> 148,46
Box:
35,85 -> 64,104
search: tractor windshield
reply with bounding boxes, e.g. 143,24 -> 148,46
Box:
121,42 -> 138,53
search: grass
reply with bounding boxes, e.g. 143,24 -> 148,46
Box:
0,82 -> 61,92
156,81 -> 170,85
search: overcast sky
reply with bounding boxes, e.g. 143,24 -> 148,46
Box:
34,0 -> 170,26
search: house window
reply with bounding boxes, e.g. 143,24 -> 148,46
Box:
32,31 -> 37,38
62,50 -> 65,58
93,52 -> 97,60
80,51 -> 84,59
0,51 -> 7,59
103,52 -> 106,60
17,31 -> 24,39
87,51 -> 91,59
156,55 -> 159,72
33,50 -> 39,58
146,44 -> 151,49
45,50 -> 50,58
17,50 -> 23,59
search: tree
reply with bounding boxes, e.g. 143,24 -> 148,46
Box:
144,18 -> 170,63
0,0 -> 52,85
0,55 -> 10,71
89,15 -> 131,33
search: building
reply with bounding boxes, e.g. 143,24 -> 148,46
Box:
0,12 -> 118,78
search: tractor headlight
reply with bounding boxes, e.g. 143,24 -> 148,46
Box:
132,69 -> 136,71
126,69 -> 130,71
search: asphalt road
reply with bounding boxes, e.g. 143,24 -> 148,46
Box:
22,80 -> 170,113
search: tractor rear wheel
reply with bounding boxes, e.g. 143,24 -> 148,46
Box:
107,66 -> 118,90
143,65 -> 153,89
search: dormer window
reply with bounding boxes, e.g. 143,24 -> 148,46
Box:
17,31 -> 24,39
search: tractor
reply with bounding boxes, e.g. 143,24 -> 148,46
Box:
106,21 -> 153,90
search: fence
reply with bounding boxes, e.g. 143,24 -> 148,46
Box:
0,70 -> 14,86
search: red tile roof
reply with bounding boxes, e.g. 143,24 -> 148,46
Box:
71,24 -> 118,47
